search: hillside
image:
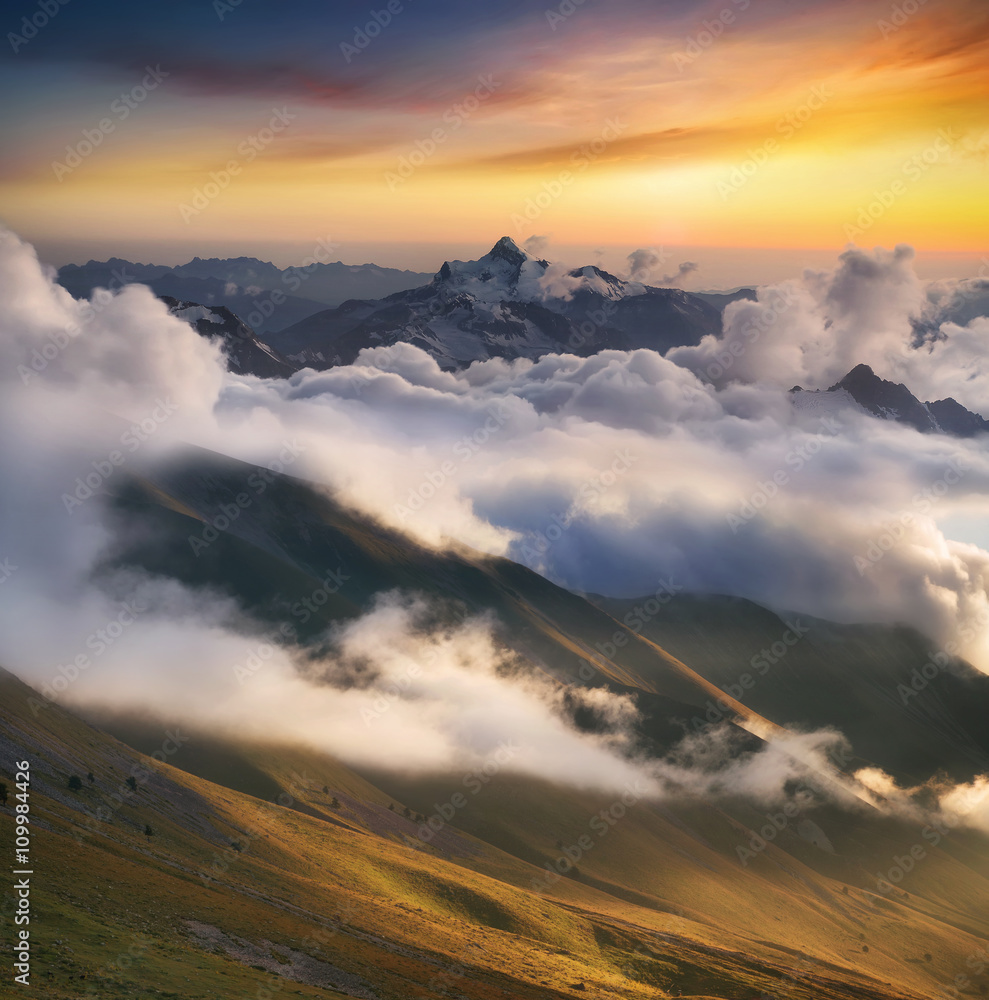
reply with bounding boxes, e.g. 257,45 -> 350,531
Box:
102,446 -> 989,786
5,445 -> 989,998
4,666 -> 989,999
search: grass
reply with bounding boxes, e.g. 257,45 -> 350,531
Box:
4,663 -> 989,999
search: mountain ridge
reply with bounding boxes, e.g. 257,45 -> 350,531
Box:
267,236 -> 722,370
57,255 -> 435,334
792,363 -> 989,437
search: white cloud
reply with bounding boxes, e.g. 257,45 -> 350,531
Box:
2,228 -> 989,811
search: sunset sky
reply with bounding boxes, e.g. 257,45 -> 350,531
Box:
0,0 -> 986,275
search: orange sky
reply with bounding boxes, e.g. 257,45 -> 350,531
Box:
0,0 -> 986,265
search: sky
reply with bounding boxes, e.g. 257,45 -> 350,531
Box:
0,0 -> 986,278
1,0 -> 989,816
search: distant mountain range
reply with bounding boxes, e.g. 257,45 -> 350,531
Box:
62,243 -> 989,442
57,255 -> 435,333
792,363 -> 989,437
265,237 -> 724,369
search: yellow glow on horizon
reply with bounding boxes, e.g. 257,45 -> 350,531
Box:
3,1 -> 985,258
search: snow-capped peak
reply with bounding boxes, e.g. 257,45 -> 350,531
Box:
433,237 -> 549,298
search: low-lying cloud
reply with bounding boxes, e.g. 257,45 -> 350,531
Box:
2,227 -> 989,813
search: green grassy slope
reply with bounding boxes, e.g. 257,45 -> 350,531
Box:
6,445 -> 988,998
4,668 -> 987,1000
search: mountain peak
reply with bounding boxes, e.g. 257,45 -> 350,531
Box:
824,363 -> 989,437
829,364 -> 937,433
488,236 -> 527,266
843,363 -> 876,380
433,237 -> 547,290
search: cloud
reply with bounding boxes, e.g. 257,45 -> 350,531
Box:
626,248 -> 666,281
523,234 -> 550,258
41,587 -> 654,792
854,766 -> 989,836
666,245 -> 989,419
661,261 -> 699,286
669,244 -> 926,390
2,227 -> 989,813
624,250 -> 697,288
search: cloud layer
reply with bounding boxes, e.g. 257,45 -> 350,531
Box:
2,228 -> 989,817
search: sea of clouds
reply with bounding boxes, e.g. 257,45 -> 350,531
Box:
2,227 -> 989,830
